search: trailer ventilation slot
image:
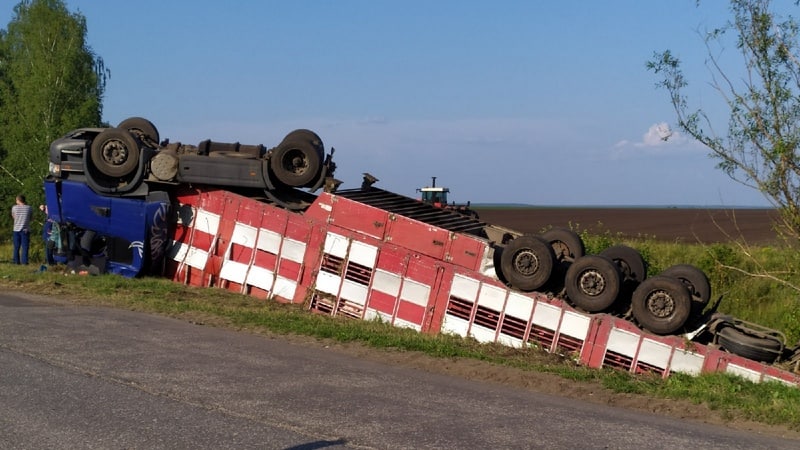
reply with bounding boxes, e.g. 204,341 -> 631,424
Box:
446,296 -> 474,321
634,360 -> 666,377
345,261 -> 372,286
473,305 -> 501,331
529,325 -> 557,349
336,298 -> 365,319
499,315 -> 528,340
554,334 -> 583,355
310,292 -> 335,314
321,254 -> 344,274
603,350 -> 634,371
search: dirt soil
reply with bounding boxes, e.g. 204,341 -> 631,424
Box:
475,206 -> 782,244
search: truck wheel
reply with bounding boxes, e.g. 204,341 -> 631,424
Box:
540,228 -> 584,293
600,245 -> 647,284
541,228 -> 585,264
631,276 -> 691,335
270,129 -> 323,187
90,128 -> 141,178
565,255 -> 621,312
661,264 -> 711,313
500,235 -> 555,292
717,324 -> 784,363
118,117 -> 159,147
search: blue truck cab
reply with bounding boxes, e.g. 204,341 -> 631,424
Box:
44,179 -> 171,277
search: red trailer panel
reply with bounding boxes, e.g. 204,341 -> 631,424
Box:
167,186 -> 800,387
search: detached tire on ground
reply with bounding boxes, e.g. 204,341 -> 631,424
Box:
118,117 -> 160,146
717,324 -> 784,363
565,255 -> 622,312
89,128 -> 141,178
631,276 -> 691,335
270,129 -> 324,187
500,235 -> 555,292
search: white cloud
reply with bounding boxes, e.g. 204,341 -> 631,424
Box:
612,122 -> 701,159
640,122 -> 674,146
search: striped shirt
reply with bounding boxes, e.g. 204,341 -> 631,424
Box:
11,204 -> 32,232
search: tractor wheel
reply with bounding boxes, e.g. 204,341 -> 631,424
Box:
118,117 -> 160,147
565,255 -> 622,312
717,324 -> 784,363
270,129 -> 323,187
500,235 -> 555,292
661,264 -> 711,314
89,128 -> 141,178
631,276 -> 691,335
600,245 -> 647,285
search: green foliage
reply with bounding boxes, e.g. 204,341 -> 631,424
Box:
0,0 -> 108,241
648,0 -> 800,243
577,225 -> 621,255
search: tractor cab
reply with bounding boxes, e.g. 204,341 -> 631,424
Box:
418,177 -> 450,207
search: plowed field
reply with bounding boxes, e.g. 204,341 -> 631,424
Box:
474,207 -> 782,245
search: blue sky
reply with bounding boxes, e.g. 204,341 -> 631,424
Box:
1,1 -> 789,206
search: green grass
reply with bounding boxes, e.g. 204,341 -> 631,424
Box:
2,255 -> 800,430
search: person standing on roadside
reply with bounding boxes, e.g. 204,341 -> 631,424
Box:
39,204 -> 56,265
11,195 -> 32,265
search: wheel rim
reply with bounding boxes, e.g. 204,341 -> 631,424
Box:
281,149 -> 309,175
577,269 -> 606,296
551,241 -> 572,262
101,138 -> 130,167
615,260 -> 633,278
513,249 -> 540,276
645,289 -> 675,318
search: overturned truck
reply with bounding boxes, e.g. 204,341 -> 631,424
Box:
44,118 -> 800,385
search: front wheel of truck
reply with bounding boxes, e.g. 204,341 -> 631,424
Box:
118,117 -> 160,148
90,128 -> 141,178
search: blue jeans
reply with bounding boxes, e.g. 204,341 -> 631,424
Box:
12,230 -> 30,264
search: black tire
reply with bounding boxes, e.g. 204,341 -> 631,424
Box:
541,228 -> 585,264
661,264 -> 711,309
564,255 -> 622,312
631,276 -> 692,335
500,235 -> 555,292
118,117 -> 159,146
89,128 -> 141,178
600,245 -> 647,284
717,324 -> 784,363
270,129 -> 324,187
492,246 -> 509,285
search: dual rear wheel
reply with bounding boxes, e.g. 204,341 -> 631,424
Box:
498,231 -> 712,336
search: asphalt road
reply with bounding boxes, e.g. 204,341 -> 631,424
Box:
1,291 -> 797,450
